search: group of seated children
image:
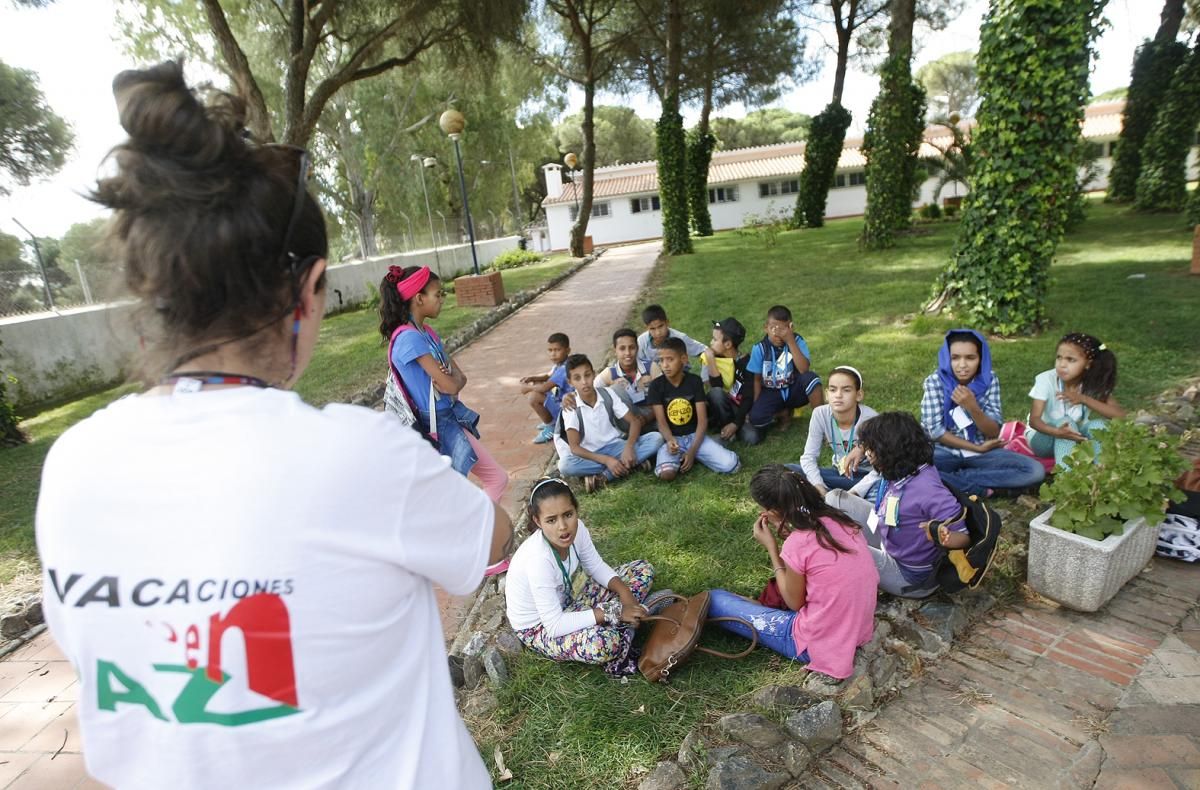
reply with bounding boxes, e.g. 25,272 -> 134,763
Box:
523,304 -> 824,491
505,326 -> 1126,679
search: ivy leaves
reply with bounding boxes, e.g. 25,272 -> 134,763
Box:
792,102 -> 852,229
861,50 -> 926,249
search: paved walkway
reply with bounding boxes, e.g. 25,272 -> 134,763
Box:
0,241 -> 662,789
803,557 -> 1200,789
434,241 -> 661,640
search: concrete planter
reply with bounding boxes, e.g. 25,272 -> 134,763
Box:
1027,507 -> 1161,612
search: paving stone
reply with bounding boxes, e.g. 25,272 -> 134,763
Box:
785,701 -> 842,752
891,616 -> 949,655
705,756 -> 789,790
838,673 -> 874,710
716,713 -> 788,749
869,653 -> 899,690
751,684 -> 819,713
638,761 -> 687,790
780,741 -> 813,777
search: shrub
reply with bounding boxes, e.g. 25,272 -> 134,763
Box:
0,337 -> 27,448
919,203 -> 943,221
657,91 -> 693,255
1043,420 -> 1189,541
736,212 -> 790,247
861,50 -> 927,249
488,249 -> 543,271
943,203 -> 959,219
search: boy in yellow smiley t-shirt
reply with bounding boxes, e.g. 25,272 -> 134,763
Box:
646,337 -> 741,481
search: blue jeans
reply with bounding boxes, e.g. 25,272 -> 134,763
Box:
932,445 -> 1045,496
707,590 -> 810,662
557,434 -> 665,479
655,432 -> 741,475
784,463 -> 872,493
424,401 -> 482,477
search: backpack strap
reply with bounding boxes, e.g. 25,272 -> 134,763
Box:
387,325 -> 419,413
598,388 -> 629,438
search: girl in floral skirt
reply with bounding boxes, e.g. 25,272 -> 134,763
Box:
504,478 -> 670,675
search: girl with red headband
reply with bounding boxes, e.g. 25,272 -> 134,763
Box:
380,266 -> 511,520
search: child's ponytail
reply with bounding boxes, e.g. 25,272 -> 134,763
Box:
1061,332 -> 1118,401
749,465 -> 858,553
378,265 -> 420,340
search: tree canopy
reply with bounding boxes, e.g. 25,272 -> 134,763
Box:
0,59 -> 73,196
916,50 -> 978,118
553,106 -> 656,166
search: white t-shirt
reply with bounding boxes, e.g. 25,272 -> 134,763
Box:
36,387 -> 495,790
552,388 -> 630,459
505,521 -> 617,637
1027,369 -> 1088,430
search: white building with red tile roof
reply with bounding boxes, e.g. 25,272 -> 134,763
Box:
539,100 -> 1181,251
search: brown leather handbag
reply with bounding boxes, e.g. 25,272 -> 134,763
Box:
638,591 -> 758,683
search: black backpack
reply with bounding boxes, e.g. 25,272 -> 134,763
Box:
557,388 -> 628,445
920,483 -> 1002,593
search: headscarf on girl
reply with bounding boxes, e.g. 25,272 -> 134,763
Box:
936,328 -> 993,443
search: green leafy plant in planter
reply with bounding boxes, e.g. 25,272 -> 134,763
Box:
1042,419 -> 1188,541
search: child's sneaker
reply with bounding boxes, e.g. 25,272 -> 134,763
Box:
532,423 -> 555,444
639,459 -> 654,474
584,474 -> 607,494
642,589 -> 677,615
483,558 -> 510,577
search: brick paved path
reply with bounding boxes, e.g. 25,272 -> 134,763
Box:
434,241 -> 661,640
803,557 -> 1200,789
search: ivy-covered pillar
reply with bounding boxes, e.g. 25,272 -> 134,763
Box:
657,90 -> 693,255
861,51 -> 927,249
792,102 -> 852,229
686,127 -> 716,237
1134,42 -> 1200,212
1107,40 -> 1187,202
935,0 -> 1106,335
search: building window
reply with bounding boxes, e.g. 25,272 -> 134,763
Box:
757,179 -> 799,198
1085,142 -> 1104,160
834,171 -> 866,188
569,202 -> 611,221
630,195 -> 661,213
708,185 -> 739,204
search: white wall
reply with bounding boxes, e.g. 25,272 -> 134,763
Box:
0,237 -> 520,406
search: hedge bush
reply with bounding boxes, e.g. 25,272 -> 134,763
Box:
489,248 -> 544,271
937,0 -> 1104,335
792,102 -> 852,229
685,127 -> 716,237
1107,39 -> 1188,203
861,50 -> 927,249
656,91 -> 693,255
1134,42 -> 1200,213
0,338 -> 26,448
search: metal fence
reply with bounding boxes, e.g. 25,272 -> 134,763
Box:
0,263 -> 127,319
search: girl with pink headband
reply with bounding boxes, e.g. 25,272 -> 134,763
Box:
380,266 -> 511,567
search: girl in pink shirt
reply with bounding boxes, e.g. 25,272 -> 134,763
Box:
708,465 -> 880,679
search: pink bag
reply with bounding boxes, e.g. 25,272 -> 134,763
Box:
1000,420 -> 1055,474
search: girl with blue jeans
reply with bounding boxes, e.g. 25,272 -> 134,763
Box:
919,329 -> 1044,496
708,466 -> 879,680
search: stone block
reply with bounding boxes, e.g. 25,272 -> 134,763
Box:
751,685 -> 819,713
869,653 -> 899,690
463,655 -> 485,690
917,601 -> 968,643
639,761 -> 686,790
716,713 -> 788,749
482,646 -> 508,686
892,617 -> 949,655
838,673 -> 874,710
678,729 -> 705,773
447,654 -> 465,688
495,630 -> 523,657
784,700 -> 842,752
463,631 -> 489,657
781,741 -> 812,778
0,614 -> 26,639
705,756 -> 788,790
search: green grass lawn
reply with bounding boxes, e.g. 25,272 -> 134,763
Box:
0,253 -> 577,583
477,201 -> 1200,789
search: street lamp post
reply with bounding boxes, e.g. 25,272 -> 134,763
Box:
397,210 -> 415,252
411,154 -> 441,266
11,217 -> 53,310
439,109 -> 480,276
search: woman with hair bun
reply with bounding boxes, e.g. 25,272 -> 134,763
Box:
35,61 -> 510,789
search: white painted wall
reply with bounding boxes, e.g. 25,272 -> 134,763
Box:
0,237 -> 520,406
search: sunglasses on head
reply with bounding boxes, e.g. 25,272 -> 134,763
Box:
271,145 -> 313,275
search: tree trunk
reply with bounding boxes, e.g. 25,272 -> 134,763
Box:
658,0 -> 692,254
201,0 -> 275,141
1156,0 -> 1185,46
831,0 -> 855,104
888,0 -> 915,54
356,190 -> 379,258
687,81 -> 716,236
570,76 -> 596,257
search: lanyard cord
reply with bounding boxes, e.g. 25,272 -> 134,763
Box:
543,535 -> 576,601
161,371 -> 271,389
830,406 -> 859,459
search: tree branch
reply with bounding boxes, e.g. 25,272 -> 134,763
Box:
201,0 -> 275,141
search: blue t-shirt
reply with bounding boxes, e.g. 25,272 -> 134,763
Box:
546,362 -> 570,405
748,334 -> 812,390
390,326 -> 453,414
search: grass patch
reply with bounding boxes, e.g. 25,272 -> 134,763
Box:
482,200 -> 1200,788
0,253 -> 578,584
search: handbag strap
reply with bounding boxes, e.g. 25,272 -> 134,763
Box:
695,616 -> 758,659
638,613 -> 759,660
